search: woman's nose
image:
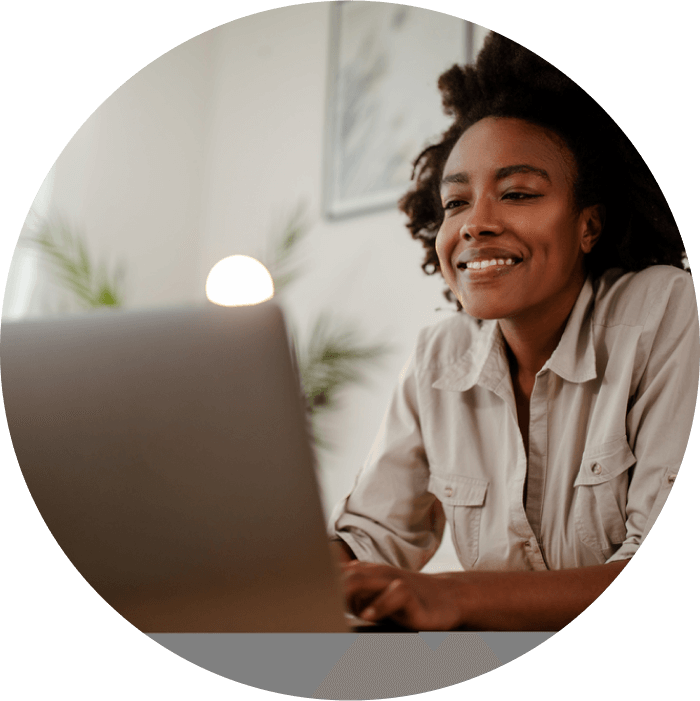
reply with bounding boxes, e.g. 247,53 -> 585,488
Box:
459,198 -> 503,239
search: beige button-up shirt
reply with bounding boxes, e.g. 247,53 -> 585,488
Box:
329,266 -> 699,571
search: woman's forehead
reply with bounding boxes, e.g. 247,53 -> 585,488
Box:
443,116 -> 576,184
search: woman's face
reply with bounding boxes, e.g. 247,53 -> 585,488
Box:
435,117 -> 600,323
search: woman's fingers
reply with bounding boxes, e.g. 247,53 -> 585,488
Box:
340,562 -> 464,630
342,562 -> 399,615
359,577 -> 421,625
343,566 -> 426,629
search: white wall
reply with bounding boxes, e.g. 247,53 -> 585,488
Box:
5,2 -> 482,570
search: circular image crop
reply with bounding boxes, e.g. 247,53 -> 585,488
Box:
3,2 -> 698,700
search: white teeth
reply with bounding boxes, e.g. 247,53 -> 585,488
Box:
465,258 -> 517,270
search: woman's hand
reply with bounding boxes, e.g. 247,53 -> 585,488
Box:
342,559 -> 630,631
341,561 -> 465,631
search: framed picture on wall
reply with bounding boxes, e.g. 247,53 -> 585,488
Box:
323,2 -> 482,220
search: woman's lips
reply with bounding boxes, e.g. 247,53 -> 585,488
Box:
456,256 -> 520,271
455,247 -> 523,270
455,256 -> 523,280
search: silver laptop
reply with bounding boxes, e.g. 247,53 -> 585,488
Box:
1,301 -> 360,632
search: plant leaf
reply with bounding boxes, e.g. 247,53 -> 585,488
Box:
298,312 -> 392,417
30,219 -> 124,311
266,201 -> 310,294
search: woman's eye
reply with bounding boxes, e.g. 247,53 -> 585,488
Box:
503,192 -> 540,201
443,199 -> 467,210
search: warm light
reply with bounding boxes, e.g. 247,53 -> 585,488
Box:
205,255 -> 274,306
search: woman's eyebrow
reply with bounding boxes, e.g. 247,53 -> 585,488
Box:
495,164 -> 551,182
441,164 -> 551,190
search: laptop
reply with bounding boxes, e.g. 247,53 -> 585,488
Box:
1,300 -> 392,632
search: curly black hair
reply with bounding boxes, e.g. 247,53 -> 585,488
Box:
399,31 -> 687,307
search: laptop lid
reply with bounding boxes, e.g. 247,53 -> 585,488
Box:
1,301 -> 349,632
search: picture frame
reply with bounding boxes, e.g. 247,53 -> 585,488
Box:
323,2 -> 478,220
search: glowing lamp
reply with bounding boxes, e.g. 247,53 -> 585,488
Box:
205,255 -> 274,306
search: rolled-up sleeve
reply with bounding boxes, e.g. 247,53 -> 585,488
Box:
328,352 -> 445,570
607,273 -> 700,563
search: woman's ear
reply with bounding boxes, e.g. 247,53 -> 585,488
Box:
580,204 -> 605,254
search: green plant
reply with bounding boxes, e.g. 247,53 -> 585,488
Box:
265,201 -> 309,295
265,203 -> 393,448
298,311 -> 391,413
30,220 -> 124,309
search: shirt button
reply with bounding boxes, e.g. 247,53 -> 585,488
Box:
444,486 -> 453,497
591,463 -> 602,475
667,473 -> 677,485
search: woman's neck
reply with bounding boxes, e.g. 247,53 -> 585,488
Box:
498,275 -> 585,388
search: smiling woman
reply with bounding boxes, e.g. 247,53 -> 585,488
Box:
327,32 -> 698,632
436,117 -> 600,326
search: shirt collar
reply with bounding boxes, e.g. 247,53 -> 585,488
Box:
543,275 -> 597,383
431,320 -> 509,393
432,276 -> 598,392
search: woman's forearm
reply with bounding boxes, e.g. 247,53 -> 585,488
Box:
441,559 -> 629,631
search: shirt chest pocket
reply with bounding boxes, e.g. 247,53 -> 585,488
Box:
428,472 -> 488,568
573,438 -> 636,560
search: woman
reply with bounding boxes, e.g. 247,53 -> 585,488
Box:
328,32 -> 698,631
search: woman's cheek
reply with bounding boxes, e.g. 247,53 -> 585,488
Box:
435,230 -> 452,277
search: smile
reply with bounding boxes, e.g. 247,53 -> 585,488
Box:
458,258 -> 520,270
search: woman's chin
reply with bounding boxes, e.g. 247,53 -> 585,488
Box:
459,297 -> 515,321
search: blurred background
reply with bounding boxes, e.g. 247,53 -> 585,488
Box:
3,2 -> 489,572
